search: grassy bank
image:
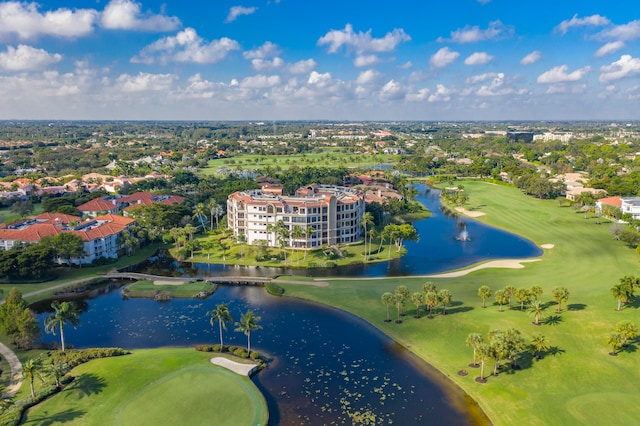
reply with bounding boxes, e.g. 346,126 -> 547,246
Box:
280,181 -> 640,425
122,279 -> 217,299
22,348 -> 268,426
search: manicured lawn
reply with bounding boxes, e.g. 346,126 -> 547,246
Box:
280,181 -> 640,425
123,279 -> 216,299
201,152 -> 394,175
22,348 -> 268,426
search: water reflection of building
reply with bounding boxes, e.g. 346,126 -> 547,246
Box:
227,184 -> 365,248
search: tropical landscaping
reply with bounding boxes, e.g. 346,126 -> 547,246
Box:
278,180 -> 640,425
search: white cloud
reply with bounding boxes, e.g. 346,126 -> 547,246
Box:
438,20 -> 513,43
243,42 -> 280,59
318,24 -> 410,54
536,65 -> 591,84
428,84 -> 454,102
464,52 -> 493,66
379,80 -> 404,100
116,72 -> 176,92
0,1 -> 97,40
354,54 -> 380,67
356,69 -> 381,85
430,47 -> 459,68
406,88 -> 429,102
597,20 -> 640,41
628,86 -> 640,100
240,74 -> 281,89
132,28 -> 240,64
556,14 -> 610,35
520,51 -> 541,65
225,6 -> 257,23
251,57 -> 284,71
0,44 -> 62,71
545,83 -> 586,95
100,0 -> 180,31
399,61 -> 412,69
599,55 -> 640,82
287,59 -> 316,74
308,71 -> 333,87
597,84 -> 617,99
595,41 -> 624,57
466,72 -> 502,84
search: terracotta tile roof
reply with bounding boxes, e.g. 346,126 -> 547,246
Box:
0,213 -> 135,243
77,197 -> 121,213
598,196 -> 622,207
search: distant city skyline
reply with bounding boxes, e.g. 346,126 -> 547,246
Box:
0,0 -> 638,121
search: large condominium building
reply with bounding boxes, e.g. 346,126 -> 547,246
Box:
227,184 -> 366,249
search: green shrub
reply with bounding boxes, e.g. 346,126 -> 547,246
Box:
195,345 -> 214,352
0,384 -> 59,426
265,282 -> 285,296
50,348 -> 129,369
233,348 -> 248,358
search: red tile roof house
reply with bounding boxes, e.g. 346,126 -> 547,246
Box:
0,213 -> 135,265
595,196 -> 622,217
77,192 -> 185,217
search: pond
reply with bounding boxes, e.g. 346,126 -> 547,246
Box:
132,184 -> 542,278
35,285 -> 482,425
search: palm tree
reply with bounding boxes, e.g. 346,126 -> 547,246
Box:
291,225 -> 305,264
236,233 -> 246,258
360,212 -> 374,261
478,285 -> 492,308
515,288 -> 530,311
22,358 -> 43,398
476,342 -> 492,381
608,332 -> 625,355
551,287 -> 570,313
439,289 -> 452,315
615,320 -> 638,346
44,301 -> 81,351
424,291 -> 438,318
395,285 -> 410,316
529,300 -> 545,325
207,303 -> 233,347
530,334 -> 550,360
381,292 -> 395,322
47,359 -> 69,388
423,282 -> 437,294
529,285 -> 543,300
611,283 -> 631,311
503,285 -> 516,308
494,289 -> 508,312
465,333 -> 484,367
208,201 -> 224,230
411,292 -> 424,318
235,310 -> 262,353
193,203 -> 207,231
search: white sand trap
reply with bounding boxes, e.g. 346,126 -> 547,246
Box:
275,279 -> 329,287
541,244 -> 555,249
455,207 -> 486,218
211,357 -> 259,376
423,259 -> 541,278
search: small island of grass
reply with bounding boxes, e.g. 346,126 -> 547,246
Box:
121,279 -> 217,300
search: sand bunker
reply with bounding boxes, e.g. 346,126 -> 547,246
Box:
541,244 -> 555,249
455,207 -> 486,218
153,279 -> 188,286
422,259 -> 541,278
211,357 -> 259,376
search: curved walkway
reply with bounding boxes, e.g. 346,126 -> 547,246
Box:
0,342 -> 22,397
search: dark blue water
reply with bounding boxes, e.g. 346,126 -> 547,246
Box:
36,286 -> 478,425
133,184 -> 541,278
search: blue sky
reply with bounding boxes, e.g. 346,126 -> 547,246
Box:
0,0 -> 638,120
